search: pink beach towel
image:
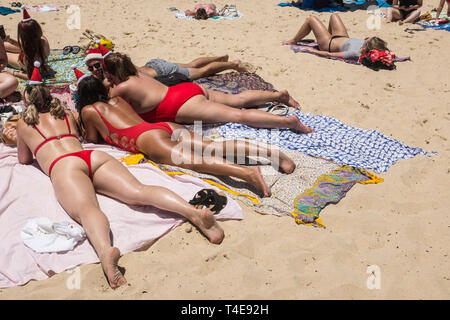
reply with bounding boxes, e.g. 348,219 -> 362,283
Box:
0,143 -> 243,288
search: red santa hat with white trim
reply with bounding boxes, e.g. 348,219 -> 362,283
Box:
21,5 -> 32,22
72,65 -> 88,83
29,61 -> 43,85
85,48 -> 103,64
96,40 -> 112,58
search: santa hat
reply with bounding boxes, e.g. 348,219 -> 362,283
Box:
29,61 -> 43,85
85,48 -> 103,64
96,40 -> 112,58
21,5 -> 32,23
72,65 -> 88,83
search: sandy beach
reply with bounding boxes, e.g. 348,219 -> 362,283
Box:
0,0 -> 449,299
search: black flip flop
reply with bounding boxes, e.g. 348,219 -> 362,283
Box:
62,46 -> 72,55
189,189 -> 228,214
71,46 -> 81,54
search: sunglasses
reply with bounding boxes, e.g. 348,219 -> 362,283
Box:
87,63 -> 102,72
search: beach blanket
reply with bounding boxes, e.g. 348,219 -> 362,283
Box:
417,20 -> 450,32
0,6 -> 20,15
169,6 -> 243,20
195,72 -> 277,94
10,49 -> 88,92
289,42 -> 411,65
0,143 -> 242,288
216,110 -> 435,173
120,146 -> 381,228
24,5 -> 59,12
278,1 -> 346,13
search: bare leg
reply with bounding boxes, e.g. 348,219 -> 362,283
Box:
187,60 -> 248,80
282,15 -> 332,49
327,13 -> 350,37
4,42 -> 21,54
50,158 -> 127,290
0,73 -> 18,98
206,88 -> 300,109
90,152 -> 225,243
178,55 -> 229,68
401,9 -> 421,24
387,8 -> 402,23
6,52 -> 22,70
182,132 -> 296,174
138,131 -> 272,196
176,95 -> 314,133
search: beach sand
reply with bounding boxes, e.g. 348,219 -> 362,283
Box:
0,0 -> 449,299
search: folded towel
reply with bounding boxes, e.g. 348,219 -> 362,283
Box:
21,218 -> 86,253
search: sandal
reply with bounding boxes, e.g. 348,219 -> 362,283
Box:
189,189 -> 228,214
62,46 -> 81,55
11,2 -> 22,8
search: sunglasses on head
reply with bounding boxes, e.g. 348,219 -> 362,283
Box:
88,62 -> 102,72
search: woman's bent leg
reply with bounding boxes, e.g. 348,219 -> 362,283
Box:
0,73 -> 18,98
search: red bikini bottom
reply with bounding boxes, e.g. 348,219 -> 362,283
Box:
139,82 -> 205,122
48,150 -> 94,179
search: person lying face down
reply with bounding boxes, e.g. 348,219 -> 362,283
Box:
17,64 -> 227,289
185,3 -> 218,19
76,75 -> 300,197
101,51 -> 313,134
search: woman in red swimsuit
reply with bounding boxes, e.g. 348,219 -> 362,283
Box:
3,6 -> 50,80
77,75 -> 297,197
103,52 -> 314,134
17,83 -> 226,290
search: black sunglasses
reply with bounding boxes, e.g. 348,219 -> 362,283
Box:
87,62 -> 102,72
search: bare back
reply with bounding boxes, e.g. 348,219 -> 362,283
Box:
17,112 -> 82,174
111,73 -> 168,115
83,97 -> 148,140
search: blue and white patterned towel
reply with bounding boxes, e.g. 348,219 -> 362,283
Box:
217,111 -> 436,173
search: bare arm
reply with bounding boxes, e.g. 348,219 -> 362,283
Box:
80,107 -> 100,143
406,0 -> 422,10
307,48 -> 345,58
17,120 -> 34,165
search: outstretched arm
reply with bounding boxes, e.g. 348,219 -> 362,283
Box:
306,47 -> 345,58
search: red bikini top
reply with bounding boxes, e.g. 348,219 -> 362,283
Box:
33,115 -> 79,156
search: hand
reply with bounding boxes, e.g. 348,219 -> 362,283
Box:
2,124 -> 18,144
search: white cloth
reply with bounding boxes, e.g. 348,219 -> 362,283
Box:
21,218 -> 86,253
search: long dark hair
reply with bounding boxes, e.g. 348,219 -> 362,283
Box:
17,19 -> 50,78
76,75 -> 109,122
103,52 -> 137,83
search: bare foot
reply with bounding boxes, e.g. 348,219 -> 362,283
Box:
100,247 -> 127,289
194,209 -> 225,244
282,39 -> 297,45
286,115 -> 314,134
278,152 -> 296,174
218,54 -> 229,62
247,166 -> 271,197
277,89 -> 301,109
232,59 -> 249,73
398,20 -> 404,25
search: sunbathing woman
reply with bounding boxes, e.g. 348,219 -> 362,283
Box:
77,75 -> 298,197
282,13 -> 389,60
185,3 -> 218,19
386,0 -> 423,24
3,6 -> 51,80
435,0 -> 450,21
101,51 -> 313,133
16,66 -> 225,289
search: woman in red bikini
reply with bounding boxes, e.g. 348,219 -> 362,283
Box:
3,6 -> 50,80
76,75 -> 297,197
101,51 -> 314,134
16,64 -> 226,290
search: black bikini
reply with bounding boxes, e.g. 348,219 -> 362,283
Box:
328,35 -> 348,52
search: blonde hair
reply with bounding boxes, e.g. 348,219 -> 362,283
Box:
22,86 -> 66,126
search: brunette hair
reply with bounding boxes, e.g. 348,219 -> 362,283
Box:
195,8 -> 209,20
17,19 -> 51,79
103,52 -> 137,83
362,37 -> 389,54
22,86 -> 66,126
